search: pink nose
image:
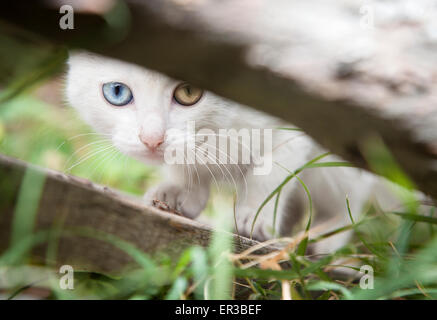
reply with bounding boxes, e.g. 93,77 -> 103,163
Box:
138,133 -> 164,151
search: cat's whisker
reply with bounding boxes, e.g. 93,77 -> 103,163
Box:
194,144 -> 229,196
65,144 -> 116,173
64,141 -> 111,172
63,139 -> 113,168
194,132 -> 259,185
170,133 -> 248,165
190,162 -> 201,189
187,147 -> 221,193
174,137 -> 210,198
66,143 -> 116,173
195,133 -> 257,158
195,143 -> 245,202
196,131 -> 261,188
272,134 -> 305,152
194,144 -> 234,199
195,142 -> 243,200
167,134 -> 246,200
89,147 -> 120,183
55,132 -> 112,152
194,141 -> 248,202
176,153 -> 195,209
193,142 -> 225,177
170,130 -> 256,156
67,132 -> 112,140
99,150 -> 123,185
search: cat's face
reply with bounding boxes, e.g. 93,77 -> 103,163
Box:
66,52 -> 230,165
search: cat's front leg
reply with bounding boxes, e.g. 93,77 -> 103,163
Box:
144,182 -> 210,219
144,165 -> 210,219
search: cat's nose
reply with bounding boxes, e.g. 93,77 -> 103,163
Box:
138,133 -> 164,151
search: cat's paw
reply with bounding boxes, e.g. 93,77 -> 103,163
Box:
144,183 -> 209,219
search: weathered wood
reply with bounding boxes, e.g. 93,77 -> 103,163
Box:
2,1 -> 437,198
0,154 -> 267,274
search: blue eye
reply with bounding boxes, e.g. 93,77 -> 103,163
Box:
102,82 -> 133,106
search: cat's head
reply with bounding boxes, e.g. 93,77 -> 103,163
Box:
66,52 -> 231,165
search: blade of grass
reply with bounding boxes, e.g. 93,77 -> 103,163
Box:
190,246 -> 209,300
10,167 -> 46,263
250,152 -> 331,237
307,281 -> 353,300
346,198 -> 383,258
289,254 -> 311,299
387,211 -> 437,225
428,207 -> 436,237
208,203 -> 234,300
295,176 -> 313,256
304,162 -> 354,169
165,277 -> 188,300
271,189 -> 281,237
233,267 -> 298,281
0,230 -> 50,266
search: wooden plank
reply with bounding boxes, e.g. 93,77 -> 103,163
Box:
0,154 -> 267,274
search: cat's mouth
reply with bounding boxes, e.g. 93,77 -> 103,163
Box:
125,147 -> 164,165
146,151 -> 164,162
137,146 -> 164,164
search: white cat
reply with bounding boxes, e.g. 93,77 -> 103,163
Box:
66,51 -> 389,254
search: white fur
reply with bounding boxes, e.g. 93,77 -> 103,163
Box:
66,52 -> 397,254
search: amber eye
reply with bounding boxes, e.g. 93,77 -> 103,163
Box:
173,82 -> 203,106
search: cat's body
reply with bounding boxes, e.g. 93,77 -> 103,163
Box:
66,52 -> 388,254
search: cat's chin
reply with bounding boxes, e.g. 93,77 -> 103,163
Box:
125,149 -> 165,165
139,152 -> 165,165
